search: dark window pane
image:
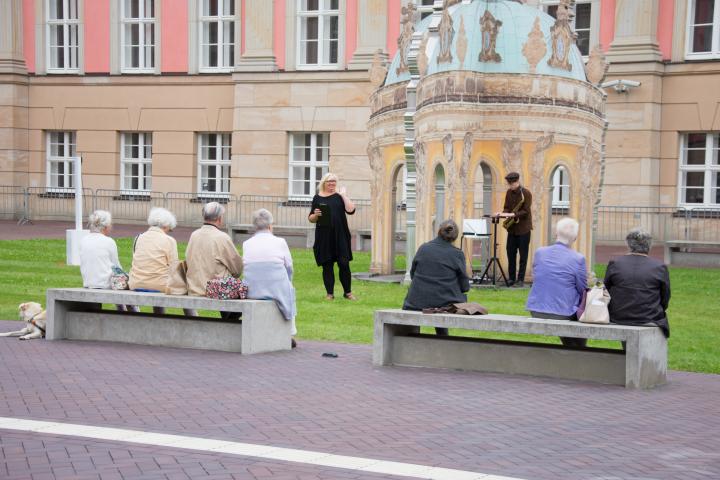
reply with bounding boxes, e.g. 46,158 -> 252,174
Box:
687,133 -> 706,148
694,0 -> 715,24
686,171 -> 705,187
693,25 -> 714,52
547,5 -> 558,19
685,188 -> 704,203
577,31 -> 590,56
575,3 -> 591,29
687,149 -> 706,165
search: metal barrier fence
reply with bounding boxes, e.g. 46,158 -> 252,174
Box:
2,185 -> 720,243
0,186 -> 27,221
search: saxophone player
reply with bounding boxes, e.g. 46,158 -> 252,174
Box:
495,172 -> 533,288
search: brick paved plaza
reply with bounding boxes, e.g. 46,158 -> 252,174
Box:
0,323 -> 719,480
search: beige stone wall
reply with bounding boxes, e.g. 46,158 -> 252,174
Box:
0,73 -> 29,186
232,71 -> 373,199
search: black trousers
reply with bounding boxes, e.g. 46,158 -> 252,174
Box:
322,259 -> 352,296
506,231 -> 531,282
530,311 -> 587,348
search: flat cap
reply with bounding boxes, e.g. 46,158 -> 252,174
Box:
504,171 -> 520,182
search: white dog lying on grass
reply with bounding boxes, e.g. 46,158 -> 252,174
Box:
0,302 -> 46,340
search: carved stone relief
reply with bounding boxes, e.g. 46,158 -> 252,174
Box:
584,45 -> 609,85
418,32 -> 429,77
547,0 -> 576,71
579,139 -> 602,222
414,140 -> 428,241
397,3 -> 419,75
523,17 -> 547,74
456,15 -> 468,66
367,145 -> 385,205
460,132 -> 473,217
530,134 -> 555,229
501,138 -> 522,175
478,9 -> 502,63
437,6 -> 455,64
369,49 -> 388,88
443,134 -> 457,220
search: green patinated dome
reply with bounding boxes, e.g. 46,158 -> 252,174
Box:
385,0 -> 587,86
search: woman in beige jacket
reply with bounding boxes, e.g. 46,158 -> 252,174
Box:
129,207 -> 196,316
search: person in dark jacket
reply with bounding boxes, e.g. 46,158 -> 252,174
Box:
403,219 -> 471,335
496,171 -> 533,287
604,228 -> 670,338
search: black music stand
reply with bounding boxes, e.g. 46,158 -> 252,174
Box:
476,215 -> 509,287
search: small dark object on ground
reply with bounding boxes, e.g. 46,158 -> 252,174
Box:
322,352 -> 339,358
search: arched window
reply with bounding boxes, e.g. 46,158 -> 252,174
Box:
551,166 -> 570,210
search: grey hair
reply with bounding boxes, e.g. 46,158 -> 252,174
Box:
147,207 -> 177,230
555,217 -> 579,245
202,202 -> 225,222
437,219 -> 459,243
626,228 -> 652,254
88,210 -> 112,233
252,208 -> 274,231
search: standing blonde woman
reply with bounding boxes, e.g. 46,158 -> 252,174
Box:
308,173 -> 357,300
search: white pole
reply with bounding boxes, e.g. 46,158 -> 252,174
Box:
66,155 -> 88,265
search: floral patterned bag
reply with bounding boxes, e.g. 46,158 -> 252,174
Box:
110,266 -> 130,290
205,276 -> 248,300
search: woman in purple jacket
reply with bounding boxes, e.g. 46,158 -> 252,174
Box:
526,217 -> 588,347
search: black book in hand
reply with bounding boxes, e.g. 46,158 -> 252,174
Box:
317,203 -> 331,226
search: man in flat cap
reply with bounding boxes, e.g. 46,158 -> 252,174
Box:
496,172 -> 532,287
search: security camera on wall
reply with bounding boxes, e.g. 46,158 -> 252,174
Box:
600,79 -> 642,93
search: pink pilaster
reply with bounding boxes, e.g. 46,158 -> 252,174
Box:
22,0 -> 34,72
345,0 -> 357,65
657,0 -> 674,60
274,0 -> 285,70
599,0 -> 616,52
387,1 -> 400,57
85,0 -> 110,72
161,0 -> 187,72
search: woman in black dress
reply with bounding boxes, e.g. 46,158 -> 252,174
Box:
308,173 -> 357,300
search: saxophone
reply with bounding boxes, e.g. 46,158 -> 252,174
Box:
502,189 -> 525,231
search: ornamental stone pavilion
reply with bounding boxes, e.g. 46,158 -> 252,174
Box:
367,0 -> 609,278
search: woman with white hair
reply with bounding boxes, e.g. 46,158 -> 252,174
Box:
242,208 -> 297,347
79,210 -> 137,311
603,228 -> 670,338
526,217 -> 588,347
308,172 -> 357,300
129,208 -> 196,316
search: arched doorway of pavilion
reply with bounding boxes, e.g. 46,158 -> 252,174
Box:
548,164 -> 572,244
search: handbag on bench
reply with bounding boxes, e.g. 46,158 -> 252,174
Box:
206,276 -> 248,300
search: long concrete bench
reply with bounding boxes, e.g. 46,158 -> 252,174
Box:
663,240 -> 720,267
373,309 -> 667,389
46,288 -> 292,354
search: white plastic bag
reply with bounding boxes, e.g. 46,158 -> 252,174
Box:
579,285 -> 611,324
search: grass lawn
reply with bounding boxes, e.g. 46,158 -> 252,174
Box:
0,238 -> 718,375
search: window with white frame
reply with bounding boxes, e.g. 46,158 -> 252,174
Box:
289,133 -> 330,198
47,0 -> 80,72
46,131 -> 76,189
419,0 -> 435,20
121,133 -> 153,192
679,133 -> 720,207
297,0 -> 340,68
686,0 -> 720,59
199,0 -> 236,71
543,0 -> 594,56
198,133 -> 231,195
121,0 -> 156,72
551,166 -> 570,209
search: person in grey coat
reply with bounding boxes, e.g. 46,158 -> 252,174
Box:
402,219 -> 470,335
604,228 -> 670,338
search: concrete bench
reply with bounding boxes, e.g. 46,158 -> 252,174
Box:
373,309 -> 667,389
46,288 -> 292,354
663,240 -> 720,267
355,229 -> 406,252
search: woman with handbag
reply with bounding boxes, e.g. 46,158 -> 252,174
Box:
79,210 -> 137,312
526,218 -> 588,347
129,208 -> 196,316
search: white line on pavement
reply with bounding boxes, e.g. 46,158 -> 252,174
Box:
0,416 -> 525,480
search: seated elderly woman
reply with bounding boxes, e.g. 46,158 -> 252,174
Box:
526,218 -> 588,348
129,207 -> 196,316
402,219 -> 470,335
242,208 -> 297,347
604,228 -> 670,338
79,210 -> 137,312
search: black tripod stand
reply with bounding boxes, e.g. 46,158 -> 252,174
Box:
477,215 -> 509,287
